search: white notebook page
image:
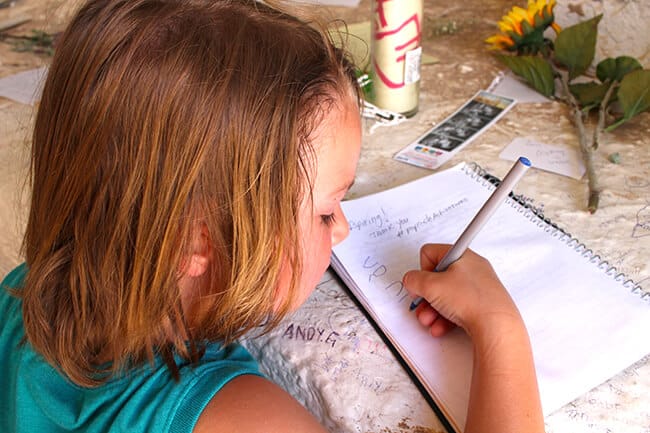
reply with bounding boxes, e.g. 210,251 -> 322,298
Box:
331,163 -> 650,432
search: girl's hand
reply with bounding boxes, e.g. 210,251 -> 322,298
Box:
402,243 -> 524,342
403,244 -> 545,433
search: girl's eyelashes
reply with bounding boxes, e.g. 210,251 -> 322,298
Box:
320,213 -> 336,227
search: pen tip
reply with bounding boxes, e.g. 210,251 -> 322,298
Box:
409,302 -> 418,311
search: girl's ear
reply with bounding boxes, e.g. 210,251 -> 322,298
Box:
181,223 -> 212,278
185,253 -> 210,278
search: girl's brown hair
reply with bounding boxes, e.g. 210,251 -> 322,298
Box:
21,0 -> 359,386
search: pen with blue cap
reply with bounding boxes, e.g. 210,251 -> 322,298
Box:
409,156 -> 532,311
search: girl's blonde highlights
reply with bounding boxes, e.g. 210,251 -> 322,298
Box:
21,0 -> 359,386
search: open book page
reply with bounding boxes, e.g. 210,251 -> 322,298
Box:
331,162 -> 650,432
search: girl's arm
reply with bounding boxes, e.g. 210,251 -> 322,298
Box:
194,374 -> 329,433
403,243 -> 544,433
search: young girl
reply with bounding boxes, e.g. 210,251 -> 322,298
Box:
0,0 -> 544,432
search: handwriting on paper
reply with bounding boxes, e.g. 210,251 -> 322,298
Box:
500,137 -> 585,179
341,197 -> 474,307
347,198 -> 468,239
363,256 -> 409,303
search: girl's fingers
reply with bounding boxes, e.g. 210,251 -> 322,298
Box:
415,302 -> 438,326
429,316 -> 456,337
416,302 -> 457,337
419,243 -> 452,271
403,269 -> 443,299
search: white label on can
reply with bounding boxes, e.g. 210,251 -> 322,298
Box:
404,46 -> 422,85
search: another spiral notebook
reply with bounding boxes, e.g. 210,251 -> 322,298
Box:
331,162 -> 650,433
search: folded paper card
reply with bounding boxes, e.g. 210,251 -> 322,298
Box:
0,66 -> 48,106
500,137 -> 585,179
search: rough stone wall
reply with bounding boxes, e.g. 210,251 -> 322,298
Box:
554,0 -> 650,67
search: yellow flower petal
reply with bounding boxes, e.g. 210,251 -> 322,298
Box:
511,6 -> 535,26
546,0 -> 557,15
498,21 -> 511,33
527,0 -> 541,14
485,34 -> 515,50
486,35 -> 514,45
502,15 -> 523,35
487,0 -> 558,53
511,6 -> 529,20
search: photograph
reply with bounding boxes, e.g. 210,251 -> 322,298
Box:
437,117 -> 480,140
418,131 -> 464,152
463,99 -> 503,119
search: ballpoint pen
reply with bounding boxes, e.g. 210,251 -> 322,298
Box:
409,156 -> 531,311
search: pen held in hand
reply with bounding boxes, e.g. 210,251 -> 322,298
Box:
409,156 -> 532,311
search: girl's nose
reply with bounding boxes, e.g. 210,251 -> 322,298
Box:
331,205 -> 350,246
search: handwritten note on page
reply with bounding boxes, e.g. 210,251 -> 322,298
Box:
331,163 -> 650,433
500,137 -> 585,179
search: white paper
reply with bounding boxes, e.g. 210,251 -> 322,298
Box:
500,137 -> 585,179
332,163 -> 650,432
404,47 -> 422,85
0,66 -> 48,106
487,71 -> 552,104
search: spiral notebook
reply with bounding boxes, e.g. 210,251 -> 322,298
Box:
331,162 -> 650,433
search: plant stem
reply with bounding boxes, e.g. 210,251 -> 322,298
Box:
556,69 -> 600,213
0,16 -> 30,33
592,81 -> 617,151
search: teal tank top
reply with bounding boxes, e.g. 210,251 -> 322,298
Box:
0,264 -> 261,433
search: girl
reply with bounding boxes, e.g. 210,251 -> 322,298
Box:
0,0 -> 544,432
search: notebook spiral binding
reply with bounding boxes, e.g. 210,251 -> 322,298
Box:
464,162 -> 649,301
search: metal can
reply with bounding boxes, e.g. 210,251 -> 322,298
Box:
369,0 -> 423,117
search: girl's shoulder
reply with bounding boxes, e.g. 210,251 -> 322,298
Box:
193,374 -> 329,433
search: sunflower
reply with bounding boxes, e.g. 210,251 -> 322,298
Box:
486,0 -> 561,54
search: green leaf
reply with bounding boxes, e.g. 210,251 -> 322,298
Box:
617,69 -> 650,115
555,15 -> 602,80
596,56 -> 642,83
569,81 -> 611,108
495,54 -> 555,97
606,69 -> 650,131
